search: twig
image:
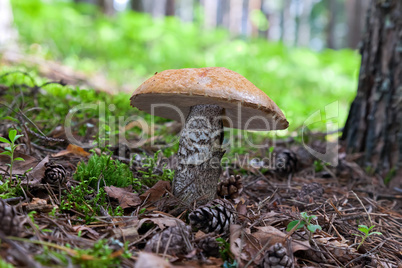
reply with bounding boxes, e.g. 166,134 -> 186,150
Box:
352,191 -> 373,226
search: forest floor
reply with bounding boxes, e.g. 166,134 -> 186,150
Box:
0,62 -> 401,268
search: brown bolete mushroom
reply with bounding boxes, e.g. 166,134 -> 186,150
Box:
130,67 -> 288,206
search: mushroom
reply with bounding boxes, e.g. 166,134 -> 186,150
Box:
130,67 -> 288,206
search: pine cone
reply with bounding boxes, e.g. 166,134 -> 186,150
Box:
197,236 -> 220,257
145,224 -> 193,255
0,199 -> 27,237
189,199 -> 236,234
261,243 -> 293,268
42,162 -> 67,186
275,149 -> 298,176
217,175 -> 243,199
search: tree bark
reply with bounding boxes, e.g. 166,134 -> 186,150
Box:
131,0 -> 144,12
342,0 -> 402,186
165,0 -> 175,16
345,0 -> 369,49
173,105 -> 225,206
326,0 -> 337,49
97,0 -> 114,15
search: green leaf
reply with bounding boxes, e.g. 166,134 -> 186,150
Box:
353,233 -> 364,238
307,224 -> 322,233
14,157 -> 25,162
8,129 -> 17,142
286,220 -> 304,232
358,225 -> 369,235
0,116 -> 19,122
300,212 -> 308,218
0,151 -> 12,157
12,134 -> 24,143
0,136 -> 11,144
368,232 -> 382,236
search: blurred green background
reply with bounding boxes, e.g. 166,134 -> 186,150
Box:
5,0 -> 361,132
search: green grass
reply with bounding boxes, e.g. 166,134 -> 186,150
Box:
9,0 -> 360,130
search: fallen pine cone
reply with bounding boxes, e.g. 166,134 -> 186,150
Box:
42,162 -> 67,186
189,199 -> 236,235
217,175 -> 243,200
0,199 -> 27,237
145,223 -> 193,255
260,243 -> 293,268
275,149 -> 298,176
197,236 -> 220,257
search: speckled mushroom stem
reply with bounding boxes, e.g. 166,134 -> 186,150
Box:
173,104 -> 225,206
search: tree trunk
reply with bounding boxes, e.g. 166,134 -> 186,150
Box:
345,0 -> 368,49
326,0 -> 337,49
131,0 -> 144,12
165,0 -> 175,16
173,105 -> 225,206
342,0 -> 402,186
97,0 -> 114,15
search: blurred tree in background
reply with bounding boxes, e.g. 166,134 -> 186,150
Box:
73,0 -> 369,50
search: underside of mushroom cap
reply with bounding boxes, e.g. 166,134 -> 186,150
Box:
130,67 -> 289,131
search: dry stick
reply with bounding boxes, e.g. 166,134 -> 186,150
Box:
351,191 -> 373,226
128,227 -> 157,249
0,234 -> 41,268
310,238 -> 330,264
179,224 -> 193,253
344,239 -> 390,267
31,142 -> 59,153
162,233 -> 173,259
257,188 -> 278,212
244,237 -> 273,268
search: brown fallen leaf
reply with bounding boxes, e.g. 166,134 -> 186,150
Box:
52,144 -> 90,158
253,226 -> 310,253
26,155 -> 49,185
72,225 -> 100,240
230,225 -> 262,266
230,225 -> 310,266
138,214 -> 186,230
0,149 -> 39,175
140,180 -> 171,203
104,186 -> 142,209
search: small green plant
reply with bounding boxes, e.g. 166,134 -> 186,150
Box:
73,239 -> 131,268
384,168 -> 396,185
60,178 -> 122,223
34,239 -> 131,268
313,160 -> 327,172
353,225 -> 382,250
286,212 -> 322,234
74,152 -> 140,190
0,258 -> 15,268
0,129 -> 25,180
0,175 -> 20,199
216,237 -> 236,267
135,150 -> 174,187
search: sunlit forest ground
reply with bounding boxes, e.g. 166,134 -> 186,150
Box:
10,0 -> 360,131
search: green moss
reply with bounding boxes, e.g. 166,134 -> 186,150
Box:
74,152 -> 140,190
